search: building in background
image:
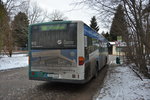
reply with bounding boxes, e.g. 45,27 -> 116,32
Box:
109,42 -> 126,55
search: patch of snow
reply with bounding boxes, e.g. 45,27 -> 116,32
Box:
108,55 -> 116,64
95,66 -> 150,100
0,54 -> 28,70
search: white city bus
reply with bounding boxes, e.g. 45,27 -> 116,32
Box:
28,21 -> 108,83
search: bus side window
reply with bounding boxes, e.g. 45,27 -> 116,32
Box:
84,36 -> 92,60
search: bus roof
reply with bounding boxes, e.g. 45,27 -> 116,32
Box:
84,24 -> 108,42
30,20 -> 72,26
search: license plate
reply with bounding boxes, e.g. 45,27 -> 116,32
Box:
47,74 -> 59,78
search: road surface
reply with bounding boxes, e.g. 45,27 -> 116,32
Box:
0,65 -> 108,100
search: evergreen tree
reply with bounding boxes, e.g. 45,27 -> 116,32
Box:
12,12 -> 29,47
90,16 -> 99,32
110,4 -> 128,41
102,32 -> 111,41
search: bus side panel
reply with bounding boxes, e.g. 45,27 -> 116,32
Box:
77,21 -> 85,80
85,61 -> 91,80
84,59 -> 96,81
84,25 -> 99,80
88,51 -> 99,79
83,24 -> 108,80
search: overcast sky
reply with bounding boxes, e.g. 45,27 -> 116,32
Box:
31,0 -> 107,33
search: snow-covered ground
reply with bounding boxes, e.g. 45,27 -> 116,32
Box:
0,54 -> 28,70
95,63 -> 150,100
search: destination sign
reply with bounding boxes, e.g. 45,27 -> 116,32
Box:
40,24 -> 67,31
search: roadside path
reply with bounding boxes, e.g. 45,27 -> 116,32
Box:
95,64 -> 150,100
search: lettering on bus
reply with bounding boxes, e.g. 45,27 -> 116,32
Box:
40,24 -> 67,31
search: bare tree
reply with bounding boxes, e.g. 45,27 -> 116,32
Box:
75,0 -> 120,28
20,1 -> 49,24
122,0 -> 150,77
1,0 -> 30,57
3,0 -> 48,24
0,1 -> 13,57
27,1 -> 43,24
78,0 -> 150,77
47,9 -> 68,21
12,1 -> 67,24
3,0 -> 28,19
3,26 -> 13,57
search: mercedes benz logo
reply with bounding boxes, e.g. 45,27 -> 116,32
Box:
57,40 -> 62,45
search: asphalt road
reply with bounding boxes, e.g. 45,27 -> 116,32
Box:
0,65 -> 108,100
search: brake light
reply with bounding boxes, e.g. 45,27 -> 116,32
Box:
79,56 -> 84,65
32,72 -> 35,75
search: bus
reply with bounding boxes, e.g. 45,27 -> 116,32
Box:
28,21 -> 109,84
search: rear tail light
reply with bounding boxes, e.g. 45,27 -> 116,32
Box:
79,56 -> 84,65
32,72 -> 35,75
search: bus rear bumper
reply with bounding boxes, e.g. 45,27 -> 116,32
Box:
29,76 -> 89,84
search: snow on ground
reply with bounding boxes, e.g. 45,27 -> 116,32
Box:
95,65 -> 150,100
0,54 -> 28,70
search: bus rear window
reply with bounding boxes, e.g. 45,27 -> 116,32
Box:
31,23 -> 77,49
